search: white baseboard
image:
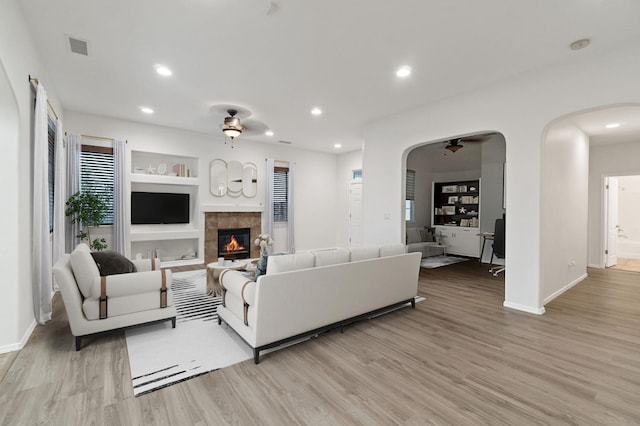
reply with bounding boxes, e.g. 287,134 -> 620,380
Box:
503,301 -> 546,315
543,273 -> 588,305
0,320 -> 37,354
588,263 -> 603,269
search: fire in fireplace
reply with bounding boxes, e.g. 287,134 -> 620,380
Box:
218,227 -> 251,260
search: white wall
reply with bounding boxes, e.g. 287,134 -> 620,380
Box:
0,0 -> 64,352
362,36 -> 640,314
336,150 -> 363,247
64,111 -> 340,253
479,136 -> 506,263
588,141 -> 640,266
541,125 -> 589,303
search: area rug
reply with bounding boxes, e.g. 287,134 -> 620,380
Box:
420,256 -> 469,269
125,269 -> 426,396
125,270 -> 253,396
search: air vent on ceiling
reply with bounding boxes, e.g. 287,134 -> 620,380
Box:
278,140 -> 293,145
68,36 -> 88,56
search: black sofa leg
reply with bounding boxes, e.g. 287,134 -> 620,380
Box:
411,298 -> 416,309
171,317 -> 176,328
75,336 -> 81,351
254,349 -> 260,364
218,317 -> 222,325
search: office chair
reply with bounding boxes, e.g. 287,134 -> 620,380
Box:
489,217 -> 505,276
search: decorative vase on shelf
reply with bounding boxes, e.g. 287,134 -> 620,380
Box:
254,234 -> 273,279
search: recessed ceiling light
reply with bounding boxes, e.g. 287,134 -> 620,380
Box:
140,107 -> 154,114
265,130 -> 274,136
334,143 -> 342,149
605,123 -> 621,129
396,65 -> 412,78
311,107 -> 322,116
569,38 -> 590,51
154,65 -> 172,76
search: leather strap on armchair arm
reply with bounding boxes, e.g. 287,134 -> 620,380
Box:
241,280 -> 252,326
99,276 -> 108,319
151,258 -> 157,271
220,269 -> 229,307
160,269 -> 167,308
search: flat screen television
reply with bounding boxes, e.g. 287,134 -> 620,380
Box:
131,192 -> 190,224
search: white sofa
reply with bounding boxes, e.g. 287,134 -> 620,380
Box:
406,227 -> 437,257
217,244 -> 421,363
52,244 -> 177,350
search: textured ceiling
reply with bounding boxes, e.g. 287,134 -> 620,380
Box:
18,0 -> 640,152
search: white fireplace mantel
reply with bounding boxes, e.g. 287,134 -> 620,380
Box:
200,203 -> 264,213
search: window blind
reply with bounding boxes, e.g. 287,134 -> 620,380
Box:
406,169 -> 416,201
80,145 -> 115,225
273,166 -> 289,222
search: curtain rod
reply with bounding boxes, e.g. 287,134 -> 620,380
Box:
64,131 -> 127,143
28,74 -> 59,120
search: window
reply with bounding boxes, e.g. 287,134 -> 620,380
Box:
47,117 -> 56,232
352,169 -> 363,180
406,169 -> 416,222
80,145 -> 115,225
273,166 -> 289,222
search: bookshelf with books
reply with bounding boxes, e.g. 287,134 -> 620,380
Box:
432,179 -> 481,257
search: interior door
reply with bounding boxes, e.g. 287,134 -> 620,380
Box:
605,177 -> 618,267
349,182 -> 363,246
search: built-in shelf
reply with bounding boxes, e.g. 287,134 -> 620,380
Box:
130,229 -> 200,242
128,150 -> 203,263
130,173 -> 200,186
160,258 -> 204,268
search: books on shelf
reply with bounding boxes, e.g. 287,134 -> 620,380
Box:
459,218 -> 479,227
459,195 -> 479,204
172,163 -> 192,177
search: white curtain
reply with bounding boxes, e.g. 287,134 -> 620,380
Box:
113,139 -> 127,254
287,161 -> 296,253
52,118 -> 65,265
265,158 -> 275,238
65,133 -> 82,251
32,83 -> 52,324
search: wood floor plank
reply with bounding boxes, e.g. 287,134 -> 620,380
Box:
1,261 -> 640,425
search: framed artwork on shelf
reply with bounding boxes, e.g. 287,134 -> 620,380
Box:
443,206 -> 456,215
447,196 -> 458,204
442,185 -> 458,193
458,185 -> 467,192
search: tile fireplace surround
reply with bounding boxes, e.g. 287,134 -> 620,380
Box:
204,212 -> 261,265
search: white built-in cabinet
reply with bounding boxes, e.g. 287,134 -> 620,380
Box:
129,150 -> 203,267
432,179 -> 481,258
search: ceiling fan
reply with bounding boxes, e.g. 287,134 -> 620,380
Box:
208,104 -> 269,147
444,133 -> 497,153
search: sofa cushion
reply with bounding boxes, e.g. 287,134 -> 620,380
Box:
90,250 -> 137,276
70,244 -> 100,298
379,244 -> 406,257
267,252 -> 315,274
312,248 -> 351,267
406,228 -> 422,244
349,246 -> 380,262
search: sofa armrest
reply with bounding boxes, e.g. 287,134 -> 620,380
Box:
89,269 -> 172,298
132,258 -> 162,272
221,270 -> 256,306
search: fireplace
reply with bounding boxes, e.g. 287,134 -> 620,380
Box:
218,227 -> 251,260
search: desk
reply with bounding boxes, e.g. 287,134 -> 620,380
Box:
478,232 -> 494,262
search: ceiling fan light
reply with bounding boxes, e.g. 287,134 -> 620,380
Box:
223,128 -> 242,139
222,110 -> 243,140
446,144 -> 462,153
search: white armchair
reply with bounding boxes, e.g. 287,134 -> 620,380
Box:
52,244 -> 177,350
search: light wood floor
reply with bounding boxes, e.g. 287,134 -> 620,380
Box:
1,262 -> 640,425
610,257 -> 640,273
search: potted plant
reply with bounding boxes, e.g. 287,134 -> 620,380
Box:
65,188 -> 110,251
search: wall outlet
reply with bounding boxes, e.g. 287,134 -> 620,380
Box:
384,213 -> 390,220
